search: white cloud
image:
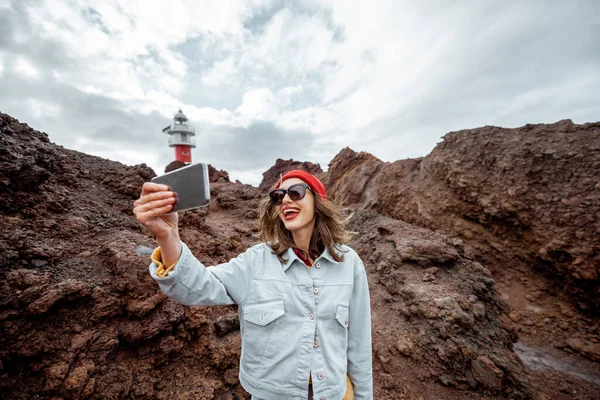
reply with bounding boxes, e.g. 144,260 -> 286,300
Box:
200,7 -> 336,92
236,88 -> 278,119
14,57 -> 41,79
228,167 -> 269,185
0,0 -> 598,187
275,106 -> 342,135
25,98 -> 61,118
252,9 -> 335,72
16,0 -> 263,110
72,135 -> 166,172
202,57 -> 237,86
323,1 -> 467,131
235,86 -> 308,126
494,66 -> 600,126
192,107 -> 238,127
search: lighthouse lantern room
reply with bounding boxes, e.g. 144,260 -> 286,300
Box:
162,109 -> 196,163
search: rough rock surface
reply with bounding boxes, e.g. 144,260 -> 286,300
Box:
0,113 -> 248,399
323,121 -> 600,398
1,113 -> 599,399
347,210 -> 531,398
258,158 -> 322,192
164,160 -> 187,173
324,121 -> 600,312
208,164 -> 231,183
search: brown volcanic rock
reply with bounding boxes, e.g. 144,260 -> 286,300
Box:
325,121 -> 600,311
0,114 -> 594,400
320,147 -> 383,206
0,113 -> 250,399
258,158 -> 322,191
348,210 -> 532,398
208,164 -> 230,183
565,338 -> 600,362
399,120 -> 600,293
164,159 -> 186,173
0,112 -> 539,399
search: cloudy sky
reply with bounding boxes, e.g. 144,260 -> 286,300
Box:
0,0 -> 598,186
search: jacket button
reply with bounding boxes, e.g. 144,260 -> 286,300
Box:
320,398 -> 326,400
314,288 -> 319,293
318,373 -> 324,380
313,341 -> 319,348
315,263 -> 321,268
309,313 -> 314,320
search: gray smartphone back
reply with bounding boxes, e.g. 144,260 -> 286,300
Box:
151,163 -> 210,212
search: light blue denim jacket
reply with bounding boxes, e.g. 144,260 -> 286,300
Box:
149,241 -> 373,400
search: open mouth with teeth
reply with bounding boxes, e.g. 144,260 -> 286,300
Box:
282,207 -> 300,221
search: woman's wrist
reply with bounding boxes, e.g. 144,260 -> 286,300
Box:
156,231 -> 182,267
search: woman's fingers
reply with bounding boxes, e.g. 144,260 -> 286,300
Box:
134,190 -> 175,207
136,205 -> 174,226
133,183 -> 179,239
135,196 -> 176,213
134,201 -> 175,224
133,197 -> 169,217
134,182 -> 172,207
141,182 -> 169,196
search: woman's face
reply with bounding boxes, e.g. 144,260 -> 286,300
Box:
275,178 -> 316,235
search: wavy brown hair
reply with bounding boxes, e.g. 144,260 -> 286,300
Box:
259,190 -> 354,263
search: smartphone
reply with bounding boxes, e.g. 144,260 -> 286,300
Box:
151,163 -> 210,212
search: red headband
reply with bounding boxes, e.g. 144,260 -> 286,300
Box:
275,170 -> 327,201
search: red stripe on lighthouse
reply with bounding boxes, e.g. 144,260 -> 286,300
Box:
174,145 -> 192,163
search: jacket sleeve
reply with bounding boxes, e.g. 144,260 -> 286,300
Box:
149,241 -> 259,306
346,257 -> 373,399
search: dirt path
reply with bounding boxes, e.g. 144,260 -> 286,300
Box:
515,341 -> 600,399
495,267 -> 600,400
515,341 -> 600,385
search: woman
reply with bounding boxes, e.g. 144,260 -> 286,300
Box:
133,170 -> 373,400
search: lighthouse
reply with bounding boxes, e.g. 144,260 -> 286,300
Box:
162,109 -> 196,163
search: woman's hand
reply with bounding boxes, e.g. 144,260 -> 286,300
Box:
133,182 -> 178,240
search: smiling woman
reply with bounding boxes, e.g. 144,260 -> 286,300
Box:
133,169 -> 373,400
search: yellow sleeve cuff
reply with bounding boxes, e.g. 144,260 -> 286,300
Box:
152,247 -> 179,278
343,375 -> 354,400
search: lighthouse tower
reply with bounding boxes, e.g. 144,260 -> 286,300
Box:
162,109 -> 196,163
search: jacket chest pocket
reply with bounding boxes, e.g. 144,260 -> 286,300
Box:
335,305 -> 349,329
244,300 -> 285,326
332,304 -> 349,360
241,300 -> 285,369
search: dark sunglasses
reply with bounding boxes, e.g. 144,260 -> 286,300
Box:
269,183 -> 312,205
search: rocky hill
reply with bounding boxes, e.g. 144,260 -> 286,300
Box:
322,122 -> 600,309
1,113 -> 599,399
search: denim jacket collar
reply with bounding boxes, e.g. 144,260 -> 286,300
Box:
281,245 -> 342,271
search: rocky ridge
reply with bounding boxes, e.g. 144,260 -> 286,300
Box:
322,122 -> 600,311
1,113 -> 599,399
258,158 -> 322,192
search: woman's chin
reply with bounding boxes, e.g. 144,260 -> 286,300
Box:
283,221 -> 299,232
281,217 -> 302,232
